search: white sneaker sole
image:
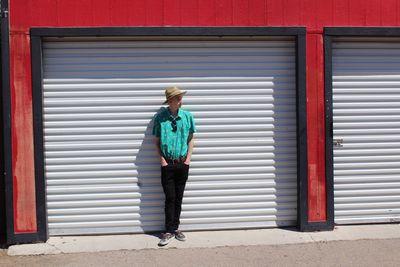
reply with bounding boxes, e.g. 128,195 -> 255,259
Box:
158,236 -> 175,246
175,235 -> 186,242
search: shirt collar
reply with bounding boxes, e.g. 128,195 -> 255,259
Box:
167,107 -> 182,119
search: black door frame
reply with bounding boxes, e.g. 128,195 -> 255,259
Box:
324,27 -> 400,227
13,26 -> 309,243
0,0 -> 7,248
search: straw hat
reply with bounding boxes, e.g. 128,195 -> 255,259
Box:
163,86 -> 187,104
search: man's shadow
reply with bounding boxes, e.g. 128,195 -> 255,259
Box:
135,107 -> 167,238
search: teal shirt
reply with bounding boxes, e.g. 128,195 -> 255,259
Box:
152,108 -> 196,159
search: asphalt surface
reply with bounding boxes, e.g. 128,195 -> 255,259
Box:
1,238 -> 399,267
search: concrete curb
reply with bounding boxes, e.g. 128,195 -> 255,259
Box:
7,224 -> 400,256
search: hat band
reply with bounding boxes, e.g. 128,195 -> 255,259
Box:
165,91 -> 186,103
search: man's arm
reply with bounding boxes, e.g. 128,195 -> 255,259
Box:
155,137 -> 168,166
184,133 -> 194,165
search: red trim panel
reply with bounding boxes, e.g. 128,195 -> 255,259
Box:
306,34 -> 326,222
10,33 -> 37,233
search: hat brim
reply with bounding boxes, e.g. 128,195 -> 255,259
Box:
163,91 -> 187,104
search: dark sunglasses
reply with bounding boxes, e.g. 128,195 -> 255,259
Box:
171,118 -> 177,132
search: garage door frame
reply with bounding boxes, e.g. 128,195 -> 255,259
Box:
324,27 -> 400,226
30,27 -> 308,241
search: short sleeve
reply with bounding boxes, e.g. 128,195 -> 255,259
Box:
189,113 -> 196,134
152,115 -> 161,137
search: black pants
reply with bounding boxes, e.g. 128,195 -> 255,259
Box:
161,163 -> 189,233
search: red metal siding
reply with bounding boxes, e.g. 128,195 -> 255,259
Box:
11,0 -> 400,29
8,0 -> 400,233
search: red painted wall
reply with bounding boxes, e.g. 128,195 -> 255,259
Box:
8,0 -> 400,233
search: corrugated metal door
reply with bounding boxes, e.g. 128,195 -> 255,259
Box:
42,37 -> 298,235
332,38 -> 400,224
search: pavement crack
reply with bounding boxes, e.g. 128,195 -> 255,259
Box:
47,242 -> 63,254
309,234 -> 323,252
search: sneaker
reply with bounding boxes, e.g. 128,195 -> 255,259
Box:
158,232 -> 175,246
174,230 -> 186,241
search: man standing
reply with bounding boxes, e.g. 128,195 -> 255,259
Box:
153,86 -> 196,246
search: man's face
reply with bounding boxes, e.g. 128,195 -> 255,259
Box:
168,95 -> 183,110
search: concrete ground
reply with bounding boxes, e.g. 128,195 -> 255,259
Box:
1,239 -> 400,266
1,224 -> 400,266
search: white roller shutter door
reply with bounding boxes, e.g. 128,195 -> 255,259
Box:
332,39 -> 400,224
42,37 -> 298,235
